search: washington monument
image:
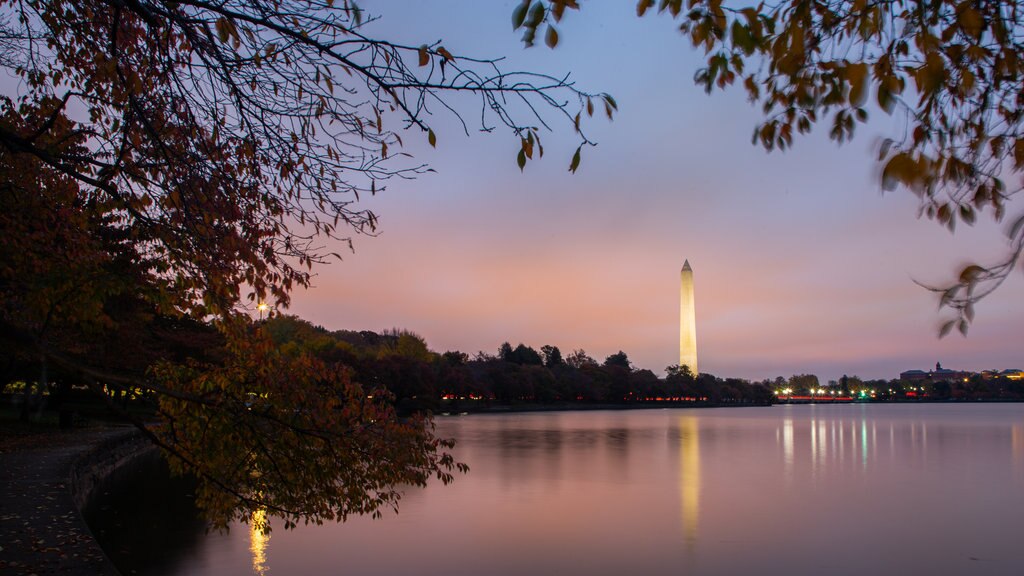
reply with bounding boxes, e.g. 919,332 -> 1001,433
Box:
679,260 -> 698,374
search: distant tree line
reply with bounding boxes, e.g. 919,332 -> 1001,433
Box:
258,316 -> 775,411
10,313 -> 1018,430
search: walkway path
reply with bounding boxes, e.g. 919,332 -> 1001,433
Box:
0,426 -> 127,576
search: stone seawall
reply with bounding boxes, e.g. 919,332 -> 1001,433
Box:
0,426 -> 158,576
70,430 -> 157,512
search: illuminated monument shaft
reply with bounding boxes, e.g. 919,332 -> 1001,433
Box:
679,260 -> 698,374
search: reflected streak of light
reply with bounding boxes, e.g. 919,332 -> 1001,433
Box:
819,420 -> 828,466
839,421 -> 844,466
872,422 -> 877,463
782,419 -> 794,478
250,508 -> 271,576
861,419 -> 868,471
810,418 -> 817,476
679,416 -> 700,548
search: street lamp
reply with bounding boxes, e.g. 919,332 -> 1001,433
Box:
257,302 -> 269,321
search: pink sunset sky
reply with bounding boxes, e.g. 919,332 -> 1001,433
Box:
284,1 -> 1023,383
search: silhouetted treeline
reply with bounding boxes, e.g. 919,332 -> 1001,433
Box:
9,313 -> 1021,424
262,316 -> 775,411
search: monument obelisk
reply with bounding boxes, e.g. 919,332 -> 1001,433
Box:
679,260 -> 698,374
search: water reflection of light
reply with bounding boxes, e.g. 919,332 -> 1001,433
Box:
819,420 -> 828,463
810,419 -> 828,475
250,508 -> 270,576
861,419 -> 868,471
871,421 -> 877,469
679,416 -> 700,548
782,419 -> 794,476
838,421 -> 844,463
810,418 -> 817,475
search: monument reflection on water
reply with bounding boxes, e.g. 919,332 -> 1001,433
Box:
98,405 -> 1024,576
678,416 -> 699,549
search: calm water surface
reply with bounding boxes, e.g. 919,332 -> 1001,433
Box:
98,404 -> 1024,575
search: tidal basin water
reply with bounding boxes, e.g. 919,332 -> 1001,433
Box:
96,404 -> 1024,575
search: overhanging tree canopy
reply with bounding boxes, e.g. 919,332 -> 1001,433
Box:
1,0 -> 608,317
0,0 -> 608,529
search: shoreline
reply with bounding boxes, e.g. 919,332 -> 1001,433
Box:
436,397 -> 1024,416
435,400 -> 771,415
0,425 -> 152,576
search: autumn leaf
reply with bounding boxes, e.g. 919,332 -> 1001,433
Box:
512,0 -> 529,29
568,146 -> 581,173
847,62 -> 868,107
545,25 -> 559,48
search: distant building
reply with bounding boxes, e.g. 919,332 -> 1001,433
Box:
899,369 -> 928,382
1001,369 -> 1024,381
932,362 -> 971,382
899,362 -> 971,383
